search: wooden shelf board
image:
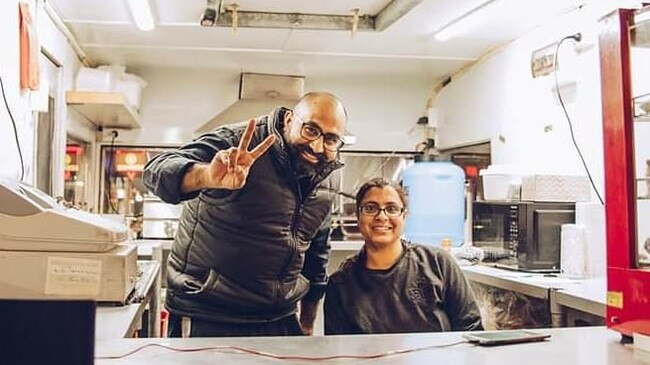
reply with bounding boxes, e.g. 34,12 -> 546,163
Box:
66,91 -> 140,129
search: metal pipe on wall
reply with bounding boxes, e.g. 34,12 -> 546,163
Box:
42,0 -> 94,67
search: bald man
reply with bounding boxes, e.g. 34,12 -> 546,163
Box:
144,92 -> 348,337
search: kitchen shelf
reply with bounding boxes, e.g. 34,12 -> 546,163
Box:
66,91 -> 141,129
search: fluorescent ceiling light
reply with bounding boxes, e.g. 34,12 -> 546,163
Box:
126,0 -> 155,31
434,0 -> 501,41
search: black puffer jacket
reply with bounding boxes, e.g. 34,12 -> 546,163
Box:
143,107 -> 342,323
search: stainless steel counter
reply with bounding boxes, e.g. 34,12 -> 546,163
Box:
550,277 -> 606,317
550,277 -> 607,326
95,327 -> 646,365
461,265 -> 606,327
96,261 -> 161,339
461,265 -> 582,299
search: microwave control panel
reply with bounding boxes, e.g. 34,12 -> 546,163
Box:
507,204 -> 519,259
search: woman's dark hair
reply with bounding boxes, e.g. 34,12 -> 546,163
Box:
355,178 -> 408,211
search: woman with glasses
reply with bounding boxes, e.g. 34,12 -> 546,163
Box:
324,177 -> 483,335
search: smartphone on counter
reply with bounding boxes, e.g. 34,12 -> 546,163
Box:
462,330 -> 551,346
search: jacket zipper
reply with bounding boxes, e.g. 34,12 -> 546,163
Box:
276,177 -> 304,299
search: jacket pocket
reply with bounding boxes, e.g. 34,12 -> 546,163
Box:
278,274 -> 310,305
190,269 -> 306,311
173,269 -> 311,312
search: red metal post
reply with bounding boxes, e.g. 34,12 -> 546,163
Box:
599,7 -> 650,337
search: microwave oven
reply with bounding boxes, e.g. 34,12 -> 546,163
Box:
472,201 -> 575,273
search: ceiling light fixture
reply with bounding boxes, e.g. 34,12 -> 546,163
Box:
126,0 -> 155,31
434,0 -> 501,42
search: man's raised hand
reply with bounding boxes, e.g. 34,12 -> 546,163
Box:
207,119 -> 276,190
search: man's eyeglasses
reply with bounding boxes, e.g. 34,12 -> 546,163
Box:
293,115 -> 345,152
358,203 -> 405,217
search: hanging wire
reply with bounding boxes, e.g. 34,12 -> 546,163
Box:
0,71 -> 25,181
553,33 -> 605,205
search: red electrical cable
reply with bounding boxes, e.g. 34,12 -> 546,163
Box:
96,339 -> 468,361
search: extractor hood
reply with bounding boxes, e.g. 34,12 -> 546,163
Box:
195,73 -> 305,135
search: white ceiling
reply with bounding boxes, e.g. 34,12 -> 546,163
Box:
49,0 -> 584,79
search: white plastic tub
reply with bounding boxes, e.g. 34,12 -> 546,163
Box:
75,67 -> 111,92
480,165 -> 522,201
115,73 -> 146,110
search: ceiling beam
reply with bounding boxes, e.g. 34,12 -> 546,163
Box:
212,0 -> 424,31
375,0 -> 425,31
215,11 -> 375,31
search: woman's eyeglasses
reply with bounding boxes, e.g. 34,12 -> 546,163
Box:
358,203 -> 405,217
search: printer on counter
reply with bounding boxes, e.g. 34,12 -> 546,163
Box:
0,178 -> 138,303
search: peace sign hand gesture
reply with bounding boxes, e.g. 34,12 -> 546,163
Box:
207,119 -> 276,190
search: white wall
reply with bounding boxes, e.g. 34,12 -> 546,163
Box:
434,4 -> 610,201
108,67 -> 431,152
0,0 -> 93,200
0,0 -> 34,181
434,2 -> 650,256
37,1 -> 95,199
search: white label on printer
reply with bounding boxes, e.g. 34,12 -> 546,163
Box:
45,257 -> 102,297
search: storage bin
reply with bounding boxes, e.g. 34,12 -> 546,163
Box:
115,73 -> 147,110
75,67 -> 111,92
480,165 -> 522,201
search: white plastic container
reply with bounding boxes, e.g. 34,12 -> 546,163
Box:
560,223 -> 588,278
76,65 -> 146,110
479,165 -> 522,201
115,73 -> 147,110
75,67 -> 111,92
75,65 -> 126,92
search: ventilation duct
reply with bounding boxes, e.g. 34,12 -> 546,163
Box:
195,73 -> 304,135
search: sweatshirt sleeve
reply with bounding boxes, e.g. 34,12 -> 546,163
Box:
437,250 -> 484,331
143,129 -> 237,204
324,278 -> 357,335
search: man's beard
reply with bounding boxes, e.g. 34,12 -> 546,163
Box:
289,144 -> 328,173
